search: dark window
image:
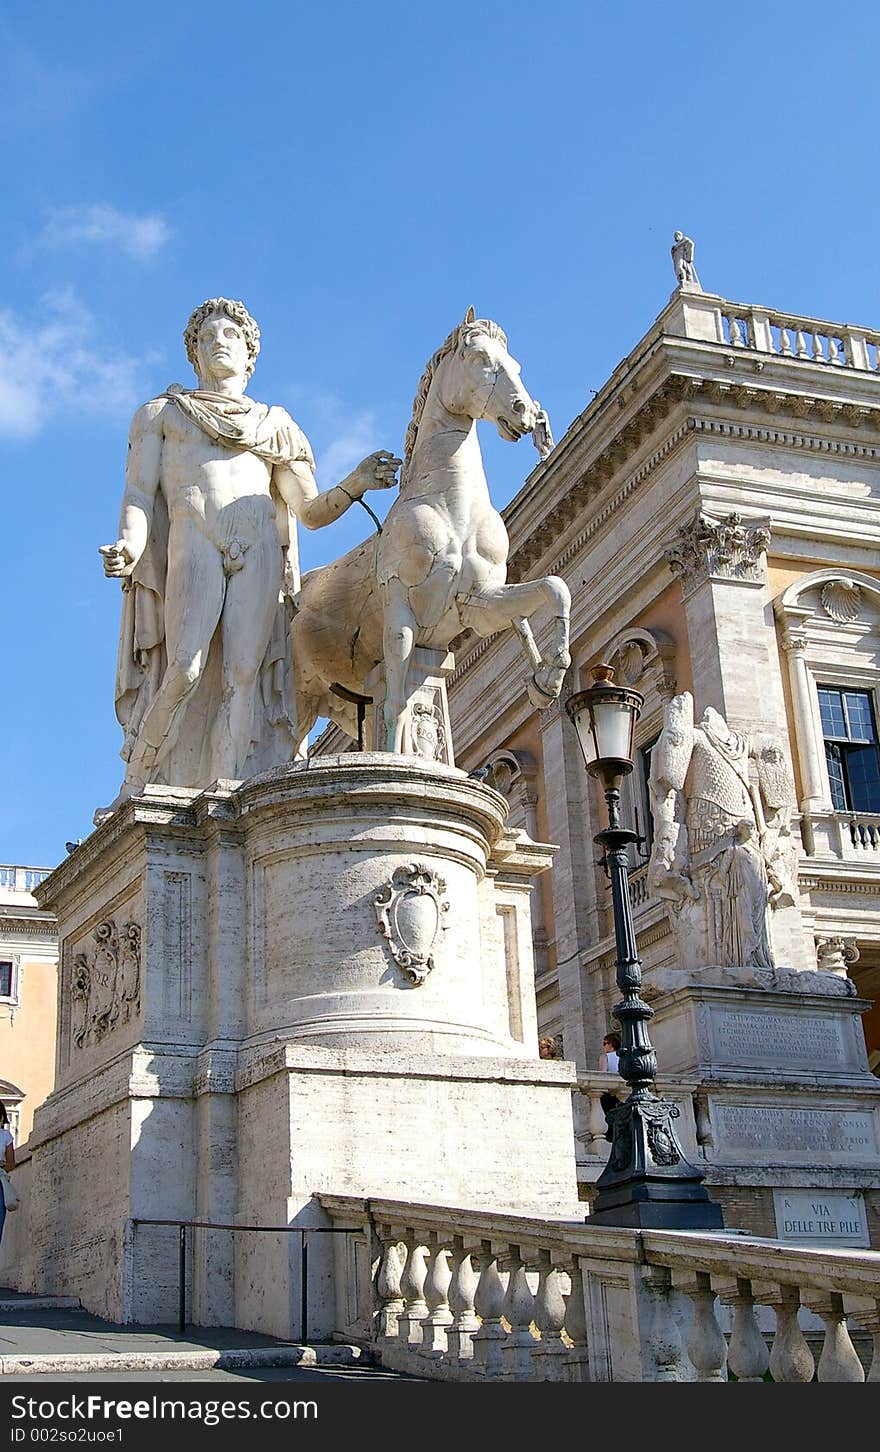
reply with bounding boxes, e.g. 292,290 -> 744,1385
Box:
818,687 -> 880,813
621,734 -> 658,869
0,962 -> 12,998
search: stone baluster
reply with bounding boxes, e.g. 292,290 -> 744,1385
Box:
421,1233 -> 453,1355
841,328 -> 869,368
561,1256 -> 591,1382
500,1244 -> 537,1381
676,1271 -> 727,1381
728,315 -> 744,347
642,1266 -> 690,1381
397,1234 -> 430,1348
778,324 -> 793,357
470,1241 -> 508,1378
587,1087 -> 609,1147
812,331 -> 826,362
375,1231 -> 407,1340
806,1293 -> 865,1382
761,1283 -> 814,1383
828,336 -> 842,364
795,329 -> 809,359
445,1236 -> 480,1364
716,1276 -> 769,1381
862,1304 -> 880,1382
531,1248 -> 568,1382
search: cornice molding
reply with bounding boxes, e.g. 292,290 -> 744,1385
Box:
504,366 -> 880,581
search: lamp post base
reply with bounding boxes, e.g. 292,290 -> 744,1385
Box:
588,1189 -> 725,1231
588,1092 -> 725,1231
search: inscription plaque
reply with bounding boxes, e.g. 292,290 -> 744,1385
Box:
710,1010 -> 845,1068
773,1189 -> 869,1247
715,1104 -> 878,1162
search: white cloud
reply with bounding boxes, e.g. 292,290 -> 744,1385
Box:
0,289 -> 153,439
317,411 -> 380,483
38,204 -> 171,261
289,386 -> 384,484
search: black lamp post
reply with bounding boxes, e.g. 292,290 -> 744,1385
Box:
566,664 -> 724,1230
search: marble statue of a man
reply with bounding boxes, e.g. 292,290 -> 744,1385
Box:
671,231 -> 701,289
98,298 -> 400,814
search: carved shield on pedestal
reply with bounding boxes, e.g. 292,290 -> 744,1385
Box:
375,862 -> 450,985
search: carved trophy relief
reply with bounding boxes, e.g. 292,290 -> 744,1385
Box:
375,862 -> 450,985
646,692 -> 800,976
70,919 -> 141,1049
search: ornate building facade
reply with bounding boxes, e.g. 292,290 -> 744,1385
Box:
439,276 -> 880,1224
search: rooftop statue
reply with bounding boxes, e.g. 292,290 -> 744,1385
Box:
671,230 -> 701,290
289,308 -> 571,753
647,692 -> 798,972
98,298 -> 399,814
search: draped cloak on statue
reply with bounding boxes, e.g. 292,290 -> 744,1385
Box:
113,386 -> 314,790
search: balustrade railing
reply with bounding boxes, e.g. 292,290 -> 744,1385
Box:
0,865 -> 51,893
845,813 -> 880,854
719,306 -> 880,372
319,1193 -> 880,1382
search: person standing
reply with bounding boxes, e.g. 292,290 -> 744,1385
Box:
0,1103 -> 15,1245
599,1031 -> 621,1073
598,1032 -> 622,1142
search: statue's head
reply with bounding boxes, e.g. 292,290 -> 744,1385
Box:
701,706 -> 728,738
673,230 -> 684,242
184,298 -> 261,382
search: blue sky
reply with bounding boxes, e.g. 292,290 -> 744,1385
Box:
2,1 -> 879,866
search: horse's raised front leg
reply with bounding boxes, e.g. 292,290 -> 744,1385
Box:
463,575 -> 571,707
382,579 -> 418,753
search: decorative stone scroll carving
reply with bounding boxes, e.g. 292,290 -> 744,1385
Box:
647,693 -> 798,973
71,919 -> 141,1048
603,627 -> 678,704
666,512 -> 771,598
816,937 -> 860,977
375,862 -> 450,985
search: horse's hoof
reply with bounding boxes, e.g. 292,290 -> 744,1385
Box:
528,664 -> 565,708
527,674 -> 559,709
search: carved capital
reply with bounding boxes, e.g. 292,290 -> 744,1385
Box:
666,511 -> 771,597
816,936 -> 860,976
778,620 -> 808,654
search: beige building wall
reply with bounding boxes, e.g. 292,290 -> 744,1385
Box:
0,867 -> 59,1145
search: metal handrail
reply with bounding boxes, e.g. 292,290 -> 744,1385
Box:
131,1217 -> 360,1338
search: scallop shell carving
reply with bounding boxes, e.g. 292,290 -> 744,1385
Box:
820,579 -> 862,623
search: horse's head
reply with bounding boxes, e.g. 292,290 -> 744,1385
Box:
439,308 -> 539,442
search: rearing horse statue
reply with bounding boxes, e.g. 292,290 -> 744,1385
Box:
289,309 -> 571,754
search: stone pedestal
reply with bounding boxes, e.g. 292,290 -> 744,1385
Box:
646,976 -> 880,1242
6,757 -> 580,1330
366,648 -> 455,765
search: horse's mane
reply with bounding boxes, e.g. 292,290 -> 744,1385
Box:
402,317 -> 508,480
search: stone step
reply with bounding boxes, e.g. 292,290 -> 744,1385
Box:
0,1295 -> 82,1313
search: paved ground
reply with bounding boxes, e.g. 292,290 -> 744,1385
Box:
0,1290 -> 422,1382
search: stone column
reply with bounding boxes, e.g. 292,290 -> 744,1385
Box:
538,697 -> 600,1073
665,511 -> 814,970
776,615 -> 832,815
666,511 -> 788,738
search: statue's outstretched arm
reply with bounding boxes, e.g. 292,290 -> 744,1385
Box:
100,400 -> 163,577
276,452 -> 401,532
